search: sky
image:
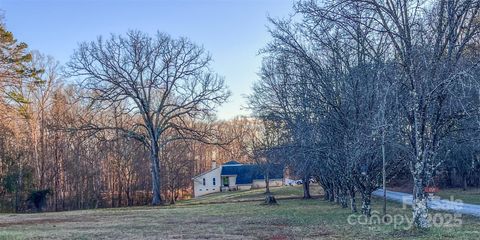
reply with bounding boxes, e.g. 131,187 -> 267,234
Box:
0,0 -> 294,120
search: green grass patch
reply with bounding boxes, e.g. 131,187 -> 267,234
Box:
435,188 -> 480,205
179,185 -> 322,205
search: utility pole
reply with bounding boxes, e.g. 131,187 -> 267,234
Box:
381,84 -> 390,221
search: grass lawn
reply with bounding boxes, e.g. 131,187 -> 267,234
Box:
435,188 -> 480,205
0,186 -> 479,240
179,184 -> 323,205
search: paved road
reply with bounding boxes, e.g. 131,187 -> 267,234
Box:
372,189 -> 480,218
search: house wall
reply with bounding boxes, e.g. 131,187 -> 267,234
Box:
237,184 -> 252,191
193,164 -> 285,197
252,179 -> 284,189
228,176 -> 237,187
193,167 -> 221,197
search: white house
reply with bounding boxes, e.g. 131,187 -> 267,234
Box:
192,160 -> 284,197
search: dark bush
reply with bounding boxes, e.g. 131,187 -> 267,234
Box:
28,189 -> 51,212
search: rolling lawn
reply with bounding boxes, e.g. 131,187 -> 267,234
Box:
0,186 -> 479,239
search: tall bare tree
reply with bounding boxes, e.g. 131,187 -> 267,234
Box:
317,0 -> 480,228
67,30 -> 230,205
251,0 -> 480,228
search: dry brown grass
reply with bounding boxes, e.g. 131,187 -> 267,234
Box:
0,186 -> 479,240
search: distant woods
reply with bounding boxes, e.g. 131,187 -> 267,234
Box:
0,22 -> 264,211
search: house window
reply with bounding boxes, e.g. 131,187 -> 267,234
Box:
213,177 -> 216,186
203,178 -> 206,186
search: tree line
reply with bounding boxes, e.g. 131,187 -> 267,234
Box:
2,1 -> 480,230
0,19 -> 264,212
248,0 -> 480,229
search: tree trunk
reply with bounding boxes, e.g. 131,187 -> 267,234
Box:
412,176 -> 429,228
110,177 -> 115,208
340,189 -> 348,208
303,177 -> 311,199
323,187 -> 330,201
15,166 -> 23,213
382,129 -> 387,218
349,187 -> 357,212
264,194 -> 278,205
334,186 -> 339,203
328,187 -> 335,202
361,191 -> 371,217
170,188 -> 175,204
126,187 -> 131,207
411,92 -> 430,229
150,142 -> 163,205
265,172 -> 270,194
463,175 -> 467,191
118,181 -> 123,207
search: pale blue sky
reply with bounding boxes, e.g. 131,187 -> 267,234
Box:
0,0 -> 294,119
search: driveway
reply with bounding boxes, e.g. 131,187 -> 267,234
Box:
372,189 -> 480,218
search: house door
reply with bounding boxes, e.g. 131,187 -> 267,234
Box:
222,176 -> 229,186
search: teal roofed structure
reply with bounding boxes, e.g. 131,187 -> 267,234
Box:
192,160 -> 285,198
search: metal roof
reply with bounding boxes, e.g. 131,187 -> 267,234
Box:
221,164 -> 283,184
222,160 -> 242,165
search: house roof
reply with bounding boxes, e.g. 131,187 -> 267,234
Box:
191,167 -> 219,180
221,164 -> 284,184
223,160 -> 242,165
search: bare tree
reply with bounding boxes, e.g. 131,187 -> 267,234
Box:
161,139 -> 194,204
67,30 -> 230,205
248,119 -> 285,194
249,0 -> 480,227
323,0 -> 480,228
